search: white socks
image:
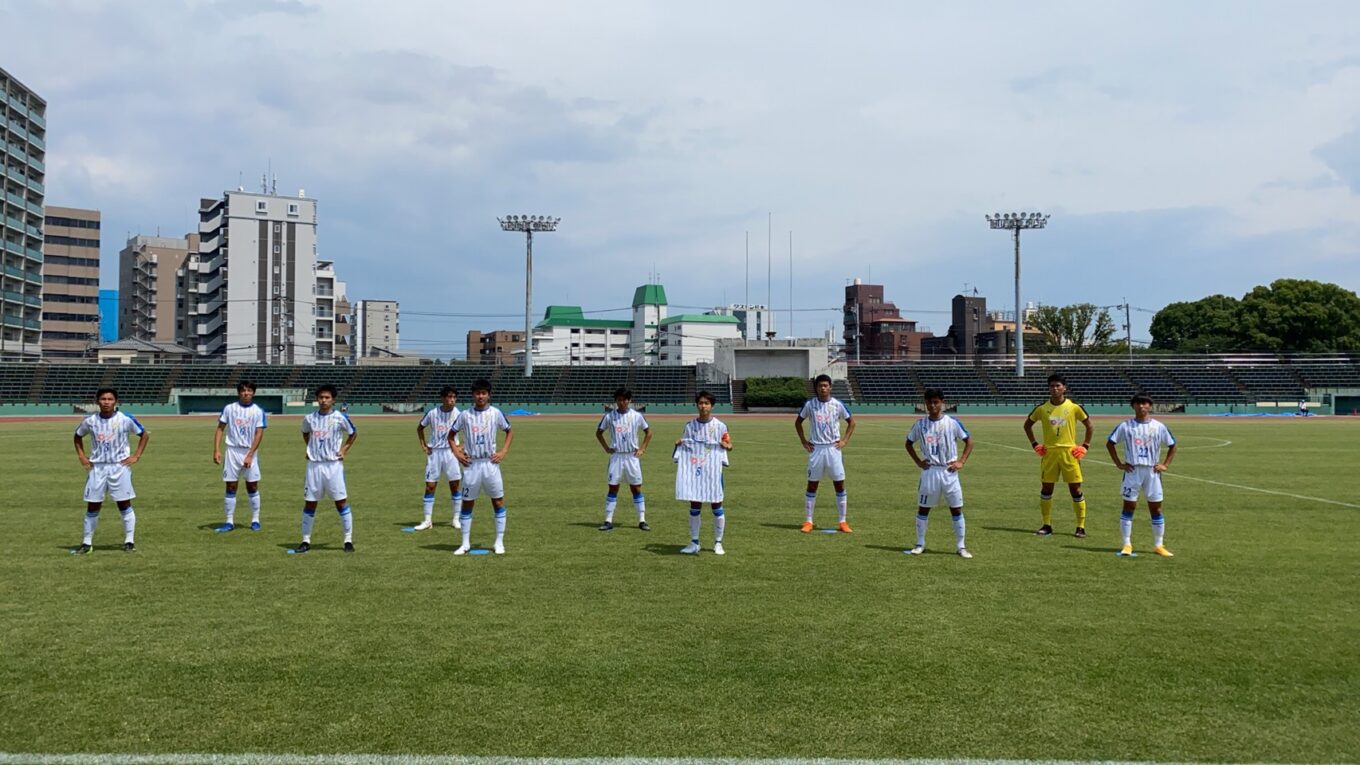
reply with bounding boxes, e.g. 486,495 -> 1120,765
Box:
83,511 -> 98,545
120,507 -> 136,544
836,491 -> 848,522
804,492 -> 816,523
1152,513 -> 1165,547
339,506 -> 353,543
248,491 -> 260,523
604,494 -> 617,523
915,512 -> 929,547
301,508 -> 316,542
460,510 -> 473,549
689,508 -> 701,543
422,493 -> 435,521
494,507 -> 506,546
951,512 -> 966,548
1121,510 -> 1134,546
633,493 -> 646,522
224,492 -> 237,524
713,506 -> 725,542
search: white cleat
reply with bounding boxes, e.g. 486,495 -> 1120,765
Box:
904,545 -> 925,555
452,518 -> 462,530
713,542 -> 725,556
411,520 -> 433,531
493,541 -> 505,555
957,547 -> 973,559
453,544 -> 470,556
680,542 -> 701,555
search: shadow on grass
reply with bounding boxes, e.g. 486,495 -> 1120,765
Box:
981,526 -> 1043,535
566,521 -> 604,529
58,544 -> 127,553
759,523 -> 806,531
1061,545 -> 1124,554
196,523 -> 227,531
642,543 -> 688,556
420,543 -> 463,552
274,542 -> 334,552
864,544 -> 951,555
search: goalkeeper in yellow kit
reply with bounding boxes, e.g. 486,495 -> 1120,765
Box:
1023,373 -> 1095,538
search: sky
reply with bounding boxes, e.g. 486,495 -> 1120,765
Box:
5,0 -> 1360,358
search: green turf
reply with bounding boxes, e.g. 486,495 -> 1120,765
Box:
0,413 -> 1357,762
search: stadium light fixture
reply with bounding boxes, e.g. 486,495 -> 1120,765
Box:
985,211 -> 1049,378
498,214 -> 561,378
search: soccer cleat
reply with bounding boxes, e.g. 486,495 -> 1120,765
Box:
215,523 -> 234,533
343,541 -> 355,553
123,542 -> 136,552
680,542 -> 701,555
494,541 -> 505,555
957,547 -> 973,559
714,542 -> 725,556
294,541 -> 311,554
1119,544 -> 1135,557
1035,524 -> 1054,536
453,544 -> 470,555
1153,545 -> 1175,557
598,521 -> 614,531
837,521 -> 854,534
452,517 -> 462,530
411,520 -> 433,531
249,521 -> 261,531
799,521 -> 815,533
1074,527 -> 1087,539
905,545 -> 925,555
72,543 -> 92,555
638,521 -> 650,531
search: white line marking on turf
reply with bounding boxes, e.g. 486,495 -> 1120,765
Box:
2,751 -> 1349,756
973,440 -> 1360,509
1170,436 -> 1233,449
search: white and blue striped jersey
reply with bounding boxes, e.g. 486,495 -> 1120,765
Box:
907,415 -> 970,467
680,416 -> 728,451
419,405 -> 461,450
798,397 -> 852,445
1108,418 -> 1175,466
598,408 -> 649,453
75,411 -> 145,464
219,402 -> 267,449
675,416 -> 729,502
302,409 -> 356,462
454,405 -> 511,460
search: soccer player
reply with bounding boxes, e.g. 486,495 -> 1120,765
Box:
1023,373 -> 1095,537
674,390 -> 733,555
296,384 -> 357,554
72,388 -> 149,553
450,378 -> 513,555
596,387 -> 653,531
212,381 -> 266,532
1106,394 -> 1178,557
411,386 -> 462,532
795,373 -> 856,533
904,389 -> 974,558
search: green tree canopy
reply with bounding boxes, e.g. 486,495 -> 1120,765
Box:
1148,294 -> 1242,352
1238,279 -> 1360,352
1028,303 -> 1117,353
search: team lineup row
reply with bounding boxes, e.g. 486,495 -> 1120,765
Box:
70,373 -> 1180,559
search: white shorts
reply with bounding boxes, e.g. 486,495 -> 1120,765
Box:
807,445 -> 846,482
916,466 -> 963,509
462,459 -> 504,501
84,463 -> 135,503
424,450 -> 462,483
1120,466 -> 1164,503
607,453 -> 643,486
304,461 -> 348,502
223,447 -> 261,483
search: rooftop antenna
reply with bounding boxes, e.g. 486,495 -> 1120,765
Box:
744,230 -> 749,307
788,230 -> 793,339
766,212 -> 772,331
260,172 -> 268,194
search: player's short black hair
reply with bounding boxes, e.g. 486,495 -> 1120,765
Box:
315,384 -> 338,398
1047,373 -> 1067,386
695,390 -> 715,405
614,387 -> 632,401
814,374 -> 833,386
924,388 -> 946,402
439,385 -> 457,398
471,378 -> 492,394
95,387 -> 118,401
1130,393 -> 1154,406
237,381 -> 256,394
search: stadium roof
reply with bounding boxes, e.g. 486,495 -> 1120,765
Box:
631,284 -> 668,307
535,305 -> 633,329
658,314 -> 740,326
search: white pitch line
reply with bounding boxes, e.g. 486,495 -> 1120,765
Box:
2,751 -> 1349,756
971,440 -> 1360,510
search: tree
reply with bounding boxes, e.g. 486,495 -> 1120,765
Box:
1237,279 -> 1360,352
1148,295 -> 1242,352
1028,303 -> 1117,353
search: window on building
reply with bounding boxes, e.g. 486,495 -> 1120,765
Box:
288,203 -> 299,216
255,200 -> 268,213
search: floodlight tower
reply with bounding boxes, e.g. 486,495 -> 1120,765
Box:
985,211 -> 1049,378
498,214 -> 561,377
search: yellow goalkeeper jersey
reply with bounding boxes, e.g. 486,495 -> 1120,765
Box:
1028,399 -> 1089,447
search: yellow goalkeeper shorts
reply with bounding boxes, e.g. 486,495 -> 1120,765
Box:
1040,447 -> 1083,484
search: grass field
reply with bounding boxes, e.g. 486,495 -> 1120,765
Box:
0,412 -> 1357,763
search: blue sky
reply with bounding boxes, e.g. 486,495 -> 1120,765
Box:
5,0 -> 1359,357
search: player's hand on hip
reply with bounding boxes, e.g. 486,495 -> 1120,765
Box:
1118,461 -> 1133,472
604,446 -> 615,454
337,450 -> 347,461
457,455 -> 471,467
121,455 -> 139,467
947,459 -> 964,472
491,451 -> 505,464
1033,444 -> 1047,457
635,448 -> 645,458
835,439 -> 847,450
423,445 -> 432,455
80,458 -> 93,471
802,441 -> 813,453
1154,463 -> 1168,473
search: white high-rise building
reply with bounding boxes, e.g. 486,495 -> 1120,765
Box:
708,303 -> 773,341
629,284 -> 668,365
355,299 -> 399,358
190,189 -> 318,363
314,259 -> 347,364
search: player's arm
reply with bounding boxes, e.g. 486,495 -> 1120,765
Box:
1157,443 -> 1177,472
493,427 -> 513,463
1023,417 -> 1044,455
339,429 -> 357,460
124,429 -> 149,466
904,439 -> 928,470
1080,412 -> 1094,451
794,417 -> 813,452
451,437 -> 470,466
212,421 -> 226,464
73,430 -> 92,470
244,424 -> 264,467
838,415 -> 856,449
951,436 -> 973,471
1106,439 -> 1125,470
417,422 -> 432,454
637,426 -> 652,457
596,427 -> 613,454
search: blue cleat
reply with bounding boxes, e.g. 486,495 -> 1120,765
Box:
250,521 -> 261,531
214,523 -> 235,533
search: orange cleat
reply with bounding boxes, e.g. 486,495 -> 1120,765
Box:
799,521 -> 815,533
837,521 -> 854,534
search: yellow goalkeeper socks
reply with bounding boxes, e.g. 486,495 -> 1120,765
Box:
1073,495 -> 1087,528
1040,495 -> 1053,526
